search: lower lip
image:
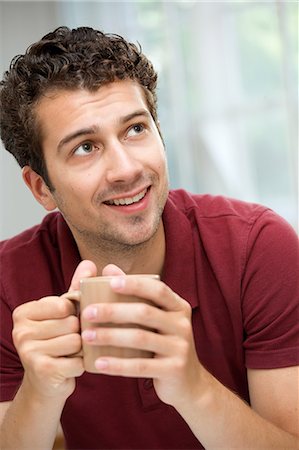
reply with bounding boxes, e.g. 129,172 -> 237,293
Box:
103,188 -> 151,215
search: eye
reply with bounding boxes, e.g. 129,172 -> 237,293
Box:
73,142 -> 94,156
127,123 -> 145,137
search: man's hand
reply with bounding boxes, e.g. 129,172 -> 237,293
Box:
81,268 -> 203,409
12,260 -> 97,400
80,265 -> 299,449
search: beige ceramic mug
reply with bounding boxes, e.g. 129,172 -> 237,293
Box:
65,274 -> 159,373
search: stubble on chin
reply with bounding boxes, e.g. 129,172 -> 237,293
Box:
76,206 -> 164,255
58,172 -> 169,256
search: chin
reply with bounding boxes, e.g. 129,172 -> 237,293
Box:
119,230 -> 157,247
113,219 -> 162,248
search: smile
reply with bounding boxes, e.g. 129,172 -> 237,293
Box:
104,188 -> 148,206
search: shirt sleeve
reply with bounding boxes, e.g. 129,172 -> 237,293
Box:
241,210 -> 299,369
0,285 -> 24,402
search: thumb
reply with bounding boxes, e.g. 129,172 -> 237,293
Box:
69,260 -> 97,291
102,263 -> 126,277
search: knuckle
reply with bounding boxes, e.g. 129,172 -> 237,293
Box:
56,299 -> 71,317
100,303 -> 114,321
99,328 -> 112,344
34,355 -> 53,374
182,299 -> 192,316
74,363 -> 85,378
133,327 -> 148,346
12,303 -> 31,323
172,356 -> 185,372
157,282 -> 169,298
177,339 -> 189,359
33,356 -> 63,381
17,341 -> 37,364
136,359 -> 148,375
12,326 -> 27,347
67,315 -> 80,333
69,333 -> 82,353
111,360 -> 123,373
179,316 -> 191,336
12,307 -> 21,323
12,326 -> 21,347
136,302 -> 152,320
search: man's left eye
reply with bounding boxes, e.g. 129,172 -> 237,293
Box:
127,124 -> 145,137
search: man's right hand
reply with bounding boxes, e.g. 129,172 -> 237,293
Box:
11,260 -> 97,400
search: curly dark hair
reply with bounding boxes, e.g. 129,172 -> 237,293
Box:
0,26 -> 158,188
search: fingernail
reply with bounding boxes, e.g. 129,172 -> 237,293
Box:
95,359 -> 109,370
81,271 -> 92,278
110,277 -> 125,289
82,329 -> 96,341
83,306 -> 97,320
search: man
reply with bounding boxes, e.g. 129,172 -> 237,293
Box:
0,26 -> 298,450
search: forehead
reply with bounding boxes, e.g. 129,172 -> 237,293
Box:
35,80 -> 150,141
36,80 -> 148,111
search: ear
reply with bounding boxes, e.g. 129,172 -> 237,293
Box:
22,166 -> 57,211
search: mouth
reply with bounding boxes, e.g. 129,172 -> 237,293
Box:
103,187 -> 149,206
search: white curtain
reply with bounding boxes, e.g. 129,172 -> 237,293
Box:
57,0 -> 298,229
1,1 -> 297,238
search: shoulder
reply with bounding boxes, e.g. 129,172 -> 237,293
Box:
0,212 -> 61,256
167,189 -> 268,221
0,212 -> 67,308
165,189 -> 298,285
166,189 -> 297,239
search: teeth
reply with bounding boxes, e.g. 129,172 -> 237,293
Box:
106,189 -> 147,206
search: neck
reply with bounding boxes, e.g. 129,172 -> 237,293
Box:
74,221 -> 165,277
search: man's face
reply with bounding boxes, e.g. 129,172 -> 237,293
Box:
35,80 -> 169,250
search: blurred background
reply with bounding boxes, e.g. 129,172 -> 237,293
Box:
0,0 -> 298,241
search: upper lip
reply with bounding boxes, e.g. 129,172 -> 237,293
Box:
103,185 -> 150,203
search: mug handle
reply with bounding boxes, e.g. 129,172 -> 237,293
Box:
61,290 -> 81,301
61,290 -> 83,357
61,290 -> 81,315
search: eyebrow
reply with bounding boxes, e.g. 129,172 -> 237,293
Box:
57,108 -> 151,152
57,126 -> 100,152
119,109 -> 151,124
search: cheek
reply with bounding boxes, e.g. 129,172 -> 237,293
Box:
65,171 -> 96,192
52,179 -> 90,208
156,153 -> 168,174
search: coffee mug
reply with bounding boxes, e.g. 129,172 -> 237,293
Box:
65,274 -> 159,373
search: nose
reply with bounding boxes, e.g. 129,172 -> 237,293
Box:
105,141 -> 143,184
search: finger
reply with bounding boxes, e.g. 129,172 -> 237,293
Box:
82,302 -> 177,335
19,315 -> 80,341
82,326 -> 176,355
13,296 -> 77,322
34,355 -> 85,379
102,264 -> 125,277
68,260 -> 97,291
32,333 -> 82,357
55,356 -> 85,378
93,356 -> 172,378
110,277 -> 187,312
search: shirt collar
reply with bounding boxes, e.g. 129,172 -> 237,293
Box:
57,213 -> 81,291
162,194 -> 199,309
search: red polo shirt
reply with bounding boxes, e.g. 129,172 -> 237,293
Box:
1,190 -> 298,449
